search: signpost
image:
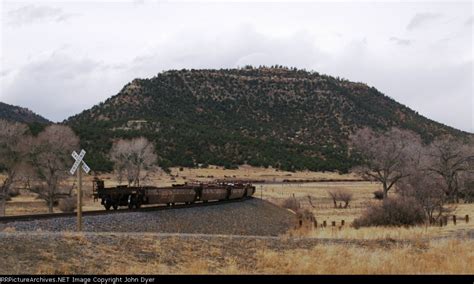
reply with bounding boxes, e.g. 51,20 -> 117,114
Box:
70,149 -> 90,232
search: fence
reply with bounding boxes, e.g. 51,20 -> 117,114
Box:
296,214 -> 470,230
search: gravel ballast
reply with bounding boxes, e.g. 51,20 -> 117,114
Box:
3,198 -> 296,236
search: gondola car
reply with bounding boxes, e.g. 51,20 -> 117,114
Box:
92,178 -> 255,210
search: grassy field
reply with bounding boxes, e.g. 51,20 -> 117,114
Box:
1,166 -> 474,274
1,232 -> 473,274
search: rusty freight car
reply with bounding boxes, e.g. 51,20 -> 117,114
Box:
92,178 -> 255,210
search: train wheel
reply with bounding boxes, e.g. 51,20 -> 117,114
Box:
104,199 -> 111,210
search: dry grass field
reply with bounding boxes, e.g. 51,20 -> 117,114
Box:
1,166 -> 474,274
0,232 -> 473,274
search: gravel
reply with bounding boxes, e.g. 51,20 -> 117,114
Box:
3,198 -> 297,236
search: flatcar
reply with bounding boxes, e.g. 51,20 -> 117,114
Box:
92,179 -> 255,210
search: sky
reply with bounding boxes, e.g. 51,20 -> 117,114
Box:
0,0 -> 472,132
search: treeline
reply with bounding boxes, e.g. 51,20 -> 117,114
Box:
350,127 -> 474,227
0,120 -> 80,215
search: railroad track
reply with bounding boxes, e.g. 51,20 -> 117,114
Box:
0,197 -> 254,224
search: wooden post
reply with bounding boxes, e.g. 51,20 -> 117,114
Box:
439,218 -> 443,227
314,220 -> 318,228
332,221 -> 336,227
466,215 -> 469,223
323,221 -> 327,227
77,165 -> 83,232
453,215 -> 457,225
341,220 -> 345,226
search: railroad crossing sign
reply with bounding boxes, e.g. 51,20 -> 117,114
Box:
70,149 -> 90,175
70,149 -> 90,232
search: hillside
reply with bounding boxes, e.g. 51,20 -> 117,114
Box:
0,101 -> 50,125
66,66 -> 468,172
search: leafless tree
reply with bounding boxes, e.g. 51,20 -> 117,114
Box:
0,120 -> 31,216
349,127 -> 422,199
27,125 -> 80,213
425,136 -> 474,203
398,168 -> 449,224
327,188 -> 353,208
109,137 -> 158,186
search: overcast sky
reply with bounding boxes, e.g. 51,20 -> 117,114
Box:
0,0 -> 472,132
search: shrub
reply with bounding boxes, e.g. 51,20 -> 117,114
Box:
281,197 -> 301,212
8,187 -> 20,198
461,180 -> 474,203
327,189 -> 353,208
296,208 -> 315,221
373,190 -> 384,200
58,197 -> 77,213
353,197 -> 425,228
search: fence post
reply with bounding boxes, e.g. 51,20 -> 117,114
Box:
341,220 -> 345,226
466,215 -> 469,223
332,221 -> 336,227
439,218 -> 443,227
443,216 -> 448,226
314,220 -> 318,228
453,215 -> 457,225
323,221 -> 327,227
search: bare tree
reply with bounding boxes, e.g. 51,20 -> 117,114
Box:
349,127 -> 421,199
28,125 -> 80,213
425,136 -> 474,203
0,120 -> 31,216
109,137 -> 158,186
398,168 -> 449,223
327,188 -> 353,208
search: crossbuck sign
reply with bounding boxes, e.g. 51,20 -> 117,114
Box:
70,149 -> 90,232
70,149 -> 90,175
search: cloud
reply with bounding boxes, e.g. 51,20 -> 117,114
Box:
389,37 -> 412,46
6,5 -> 78,27
128,26 -> 328,77
407,13 -> 442,30
466,16 -> 474,26
1,51 -> 127,122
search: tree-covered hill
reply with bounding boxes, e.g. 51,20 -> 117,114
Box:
65,66 -> 469,172
0,102 -> 50,124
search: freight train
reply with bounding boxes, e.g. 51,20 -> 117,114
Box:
92,178 -> 256,210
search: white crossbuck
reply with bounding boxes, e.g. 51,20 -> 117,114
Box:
70,149 -> 90,175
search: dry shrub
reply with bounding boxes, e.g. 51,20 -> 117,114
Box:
373,190 -> 384,200
58,197 -> 77,213
353,197 -> 425,228
8,187 -> 20,198
327,189 -> 353,208
296,208 -> 314,220
281,196 -> 300,212
461,180 -> 474,203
